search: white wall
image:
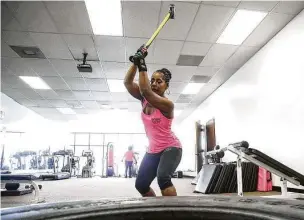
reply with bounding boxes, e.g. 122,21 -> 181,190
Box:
177,10 -> 304,188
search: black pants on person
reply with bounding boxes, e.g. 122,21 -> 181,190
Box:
135,147 -> 182,194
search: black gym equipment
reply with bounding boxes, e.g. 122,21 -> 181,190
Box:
40,150 -> 72,180
2,196 -> 304,220
81,150 -> 95,178
195,139 -> 304,196
0,174 -> 43,201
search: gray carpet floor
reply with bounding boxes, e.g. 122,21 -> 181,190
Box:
1,177 -> 197,208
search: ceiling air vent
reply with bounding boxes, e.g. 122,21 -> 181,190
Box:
9,46 -> 46,59
176,55 -> 204,66
190,75 -> 211,83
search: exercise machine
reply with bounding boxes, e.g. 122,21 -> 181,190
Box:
40,150 -> 72,180
1,173 -> 43,202
194,120 -> 304,197
81,150 -> 95,178
70,156 -> 80,177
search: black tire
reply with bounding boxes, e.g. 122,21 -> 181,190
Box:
1,196 -> 304,220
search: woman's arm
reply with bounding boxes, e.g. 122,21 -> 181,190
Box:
124,64 -> 142,101
133,49 -> 173,113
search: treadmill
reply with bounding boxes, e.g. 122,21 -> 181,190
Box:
40,150 -> 72,180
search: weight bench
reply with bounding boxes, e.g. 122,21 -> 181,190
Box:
0,174 -> 43,203
203,142 -> 304,197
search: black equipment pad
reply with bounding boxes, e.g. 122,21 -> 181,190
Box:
1,189 -> 33,196
247,148 -> 304,185
206,165 -> 222,194
41,172 -> 70,180
0,174 -> 40,181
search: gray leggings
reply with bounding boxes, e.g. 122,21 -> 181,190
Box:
135,147 -> 182,194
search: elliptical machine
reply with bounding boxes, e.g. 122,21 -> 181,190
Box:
81,150 -> 95,178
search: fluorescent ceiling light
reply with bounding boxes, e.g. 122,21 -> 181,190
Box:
217,9 -> 267,45
182,83 -> 205,94
19,76 -> 51,90
57,108 -> 76,115
85,0 -> 123,36
107,79 -> 126,92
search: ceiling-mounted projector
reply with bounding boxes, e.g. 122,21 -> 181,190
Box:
77,53 -> 92,73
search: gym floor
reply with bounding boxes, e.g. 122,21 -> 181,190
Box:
1,177 -> 281,208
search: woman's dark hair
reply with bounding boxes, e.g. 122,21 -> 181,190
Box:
156,68 -> 172,86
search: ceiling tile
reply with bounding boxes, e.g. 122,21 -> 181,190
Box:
30,33 -> 73,60
200,44 -> 238,66
31,99 -> 53,108
167,66 -> 197,82
23,59 -> 59,77
9,1 -> 58,32
62,34 -> 98,60
1,88 -> 27,99
125,37 -> 155,64
1,75 -> 30,89
85,78 -> 108,92
18,89 -> 43,100
35,90 -> 59,100
1,41 -> 19,58
238,1 -> 278,12
45,1 -> 93,34
153,40 -> 184,65
64,115 -> 78,121
95,36 -> 126,62
243,13 -> 294,47
64,78 -> 89,90
273,1 -> 304,15
80,100 -> 100,109
2,31 -> 36,47
181,42 -> 212,56
65,100 -> 82,108
2,57 -> 37,76
167,93 -> 180,102
73,108 -> 88,114
169,82 -> 187,93
1,2 -> 23,31
110,92 -> 129,102
176,94 -> 195,103
1,65 -> 15,77
157,2 -> 199,40
55,90 -> 76,100
225,46 -> 260,69
208,67 -> 238,85
102,62 -> 128,79
30,107 -> 60,115
202,1 -> 240,7
41,77 -> 70,90
80,61 -> 105,78
91,91 -> 111,101
50,59 -> 82,78
195,66 -> 220,76
15,99 -> 37,107
174,103 -> 189,110
111,102 -> 129,109
122,1 -> 161,38
187,5 -> 235,42
47,99 -> 68,108
73,90 -> 95,100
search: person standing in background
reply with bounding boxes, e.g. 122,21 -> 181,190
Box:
122,146 -> 137,178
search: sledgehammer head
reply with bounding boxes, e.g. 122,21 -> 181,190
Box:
169,4 -> 175,19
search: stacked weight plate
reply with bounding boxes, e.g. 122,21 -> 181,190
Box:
194,162 -> 259,194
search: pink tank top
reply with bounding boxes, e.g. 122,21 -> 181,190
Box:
141,99 -> 182,153
125,151 -> 134,162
